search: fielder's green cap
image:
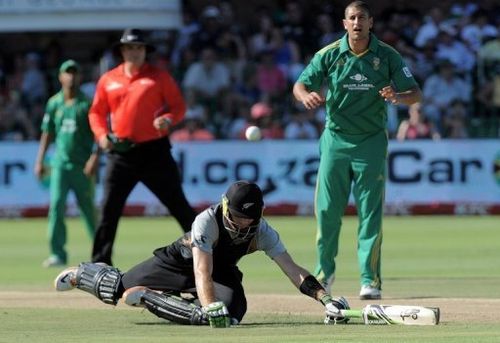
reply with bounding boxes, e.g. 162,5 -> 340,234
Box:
59,59 -> 80,74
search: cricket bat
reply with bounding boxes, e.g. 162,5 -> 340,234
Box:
341,305 -> 440,325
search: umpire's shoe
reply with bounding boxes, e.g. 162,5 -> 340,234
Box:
54,267 -> 78,291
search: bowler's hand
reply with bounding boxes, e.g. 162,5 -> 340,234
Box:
153,117 -> 171,131
379,86 -> 399,104
300,92 -> 325,110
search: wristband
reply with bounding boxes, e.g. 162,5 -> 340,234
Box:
299,275 -> 324,299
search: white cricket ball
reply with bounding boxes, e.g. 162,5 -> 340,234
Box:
245,125 -> 262,141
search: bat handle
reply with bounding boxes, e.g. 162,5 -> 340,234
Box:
340,309 -> 363,319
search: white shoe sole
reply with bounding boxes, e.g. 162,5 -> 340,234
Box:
123,286 -> 147,307
359,293 -> 382,300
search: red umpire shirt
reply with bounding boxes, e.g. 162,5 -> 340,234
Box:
89,63 -> 186,143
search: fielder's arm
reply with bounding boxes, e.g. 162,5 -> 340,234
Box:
34,132 -> 53,179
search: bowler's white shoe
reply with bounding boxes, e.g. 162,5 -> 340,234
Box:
54,267 -> 78,291
359,284 -> 381,300
123,286 -> 147,307
319,275 -> 335,294
42,256 -> 66,268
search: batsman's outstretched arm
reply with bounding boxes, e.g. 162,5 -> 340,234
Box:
273,251 -> 327,300
273,251 -> 349,321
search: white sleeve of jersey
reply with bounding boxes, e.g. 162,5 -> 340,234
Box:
256,219 -> 287,259
190,208 -> 219,254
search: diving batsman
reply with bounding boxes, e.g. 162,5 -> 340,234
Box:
54,180 -> 349,327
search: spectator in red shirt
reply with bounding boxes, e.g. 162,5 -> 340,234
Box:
89,28 -> 197,265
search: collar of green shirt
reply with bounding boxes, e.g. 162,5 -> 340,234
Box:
339,33 -> 379,54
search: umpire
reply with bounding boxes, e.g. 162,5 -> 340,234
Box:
89,28 -> 196,265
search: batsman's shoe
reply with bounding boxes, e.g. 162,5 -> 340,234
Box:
123,286 -> 147,307
359,285 -> 381,300
54,267 -> 78,291
42,256 -> 66,268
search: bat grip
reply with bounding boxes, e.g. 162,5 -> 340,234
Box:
340,309 -> 363,318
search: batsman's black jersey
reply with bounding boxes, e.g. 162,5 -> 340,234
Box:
121,204 -> 286,321
153,204 -> 286,271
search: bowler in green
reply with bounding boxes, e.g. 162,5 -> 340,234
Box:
35,60 -> 98,267
293,1 -> 422,300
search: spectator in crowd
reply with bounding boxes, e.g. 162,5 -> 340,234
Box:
34,60 -> 98,267
293,1 -> 422,300
221,101 -> 252,139
312,13 -> 343,50
414,7 -> 446,48
89,29 -> 197,265
182,47 -> 231,122
217,30 -> 247,86
248,14 -> 276,59
270,28 -> 303,83
413,42 -> 437,84
256,49 -> 287,101
284,109 -> 319,139
281,1 -> 311,56
475,70 -> 500,118
169,117 -> 215,142
422,59 -> 471,127
396,102 -> 441,141
248,101 -> 284,139
190,5 -> 225,53
0,90 -> 37,141
442,99 -> 469,138
477,33 -> 500,82
170,90 -> 215,141
21,52 -> 48,113
434,29 -> 476,75
460,9 -> 498,53
170,8 -> 200,68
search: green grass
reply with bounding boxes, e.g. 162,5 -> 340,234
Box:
1,216 -> 499,342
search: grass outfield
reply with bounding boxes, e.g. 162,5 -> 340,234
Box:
1,216 -> 499,342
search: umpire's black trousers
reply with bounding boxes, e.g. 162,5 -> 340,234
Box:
92,136 -> 196,265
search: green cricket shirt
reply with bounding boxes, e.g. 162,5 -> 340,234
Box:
41,91 -> 94,169
298,33 -> 418,135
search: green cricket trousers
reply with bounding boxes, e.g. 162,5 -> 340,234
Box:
48,166 -> 96,262
314,128 -> 387,289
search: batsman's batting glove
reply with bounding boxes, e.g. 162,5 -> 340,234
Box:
203,301 -> 231,328
321,295 -> 350,325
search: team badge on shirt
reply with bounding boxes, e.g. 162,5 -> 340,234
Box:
373,57 -> 380,70
403,67 -> 413,78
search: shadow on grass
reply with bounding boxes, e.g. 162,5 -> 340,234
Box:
132,321 -> 364,327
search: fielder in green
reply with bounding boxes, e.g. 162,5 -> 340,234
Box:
293,1 -> 422,299
35,60 -> 99,267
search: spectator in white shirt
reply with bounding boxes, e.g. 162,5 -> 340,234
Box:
422,59 -> 471,127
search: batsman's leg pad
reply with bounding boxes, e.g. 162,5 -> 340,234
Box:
142,290 -> 207,325
76,262 -> 122,305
